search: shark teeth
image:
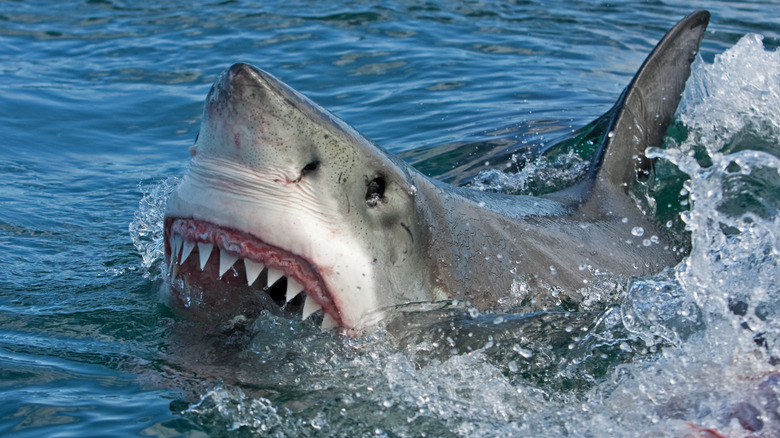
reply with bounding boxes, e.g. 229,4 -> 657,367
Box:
172,235 -> 183,260
302,295 -> 322,320
197,242 -> 213,270
286,277 -> 304,303
266,267 -> 284,286
170,235 -> 183,276
218,248 -> 239,278
181,240 -> 195,263
168,231 -> 338,330
244,259 -> 265,286
321,313 -> 338,330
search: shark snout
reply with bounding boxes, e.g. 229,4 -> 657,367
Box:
197,62 -> 312,171
206,63 -> 274,116
220,63 -> 272,100
225,62 -> 256,83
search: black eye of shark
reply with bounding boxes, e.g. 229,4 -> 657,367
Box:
365,176 -> 386,207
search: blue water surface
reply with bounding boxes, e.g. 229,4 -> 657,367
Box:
1,1 -> 779,436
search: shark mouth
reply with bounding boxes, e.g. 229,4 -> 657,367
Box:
163,217 -> 342,330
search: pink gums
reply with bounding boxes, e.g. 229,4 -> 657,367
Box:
164,217 -> 342,327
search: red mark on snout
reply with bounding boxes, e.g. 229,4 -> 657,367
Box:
234,133 -> 241,150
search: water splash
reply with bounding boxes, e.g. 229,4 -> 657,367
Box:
654,33 -> 780,338
470,149 -> 589,195
128,177 -> 177,278
186,385 -> 284,433
676,34 -> 780,159
581,33 -> 780,436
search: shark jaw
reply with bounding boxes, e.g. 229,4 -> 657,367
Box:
162,150 -> 387,332
165,217 -> 341,330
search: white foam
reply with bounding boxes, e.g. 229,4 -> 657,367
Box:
677,33 -> 780,158
595,33 -> 780,435
470,149 -> 588,195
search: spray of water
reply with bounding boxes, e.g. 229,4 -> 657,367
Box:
574,33 -> 780,437
129,177 -> 178,278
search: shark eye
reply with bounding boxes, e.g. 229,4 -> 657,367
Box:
301,160 -> 320,176
365,176 -> 386,207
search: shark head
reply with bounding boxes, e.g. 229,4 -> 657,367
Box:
164,63 -> 433,330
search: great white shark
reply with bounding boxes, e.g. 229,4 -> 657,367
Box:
163,11 -> 710,332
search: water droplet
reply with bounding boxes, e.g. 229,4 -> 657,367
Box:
513,344 -> 533,359
632,226 -> 645,237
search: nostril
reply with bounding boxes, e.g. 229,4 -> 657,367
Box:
301,160 -> 320,176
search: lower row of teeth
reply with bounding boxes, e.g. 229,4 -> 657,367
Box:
169,234 -> 338,329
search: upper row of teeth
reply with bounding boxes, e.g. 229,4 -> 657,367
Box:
169,234 -> 338,329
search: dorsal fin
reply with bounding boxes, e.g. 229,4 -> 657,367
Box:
586,10 -> 709,200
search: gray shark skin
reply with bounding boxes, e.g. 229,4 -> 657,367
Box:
163,11 -> 710,331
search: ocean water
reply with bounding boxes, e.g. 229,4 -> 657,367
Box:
1,1 -> 779,436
